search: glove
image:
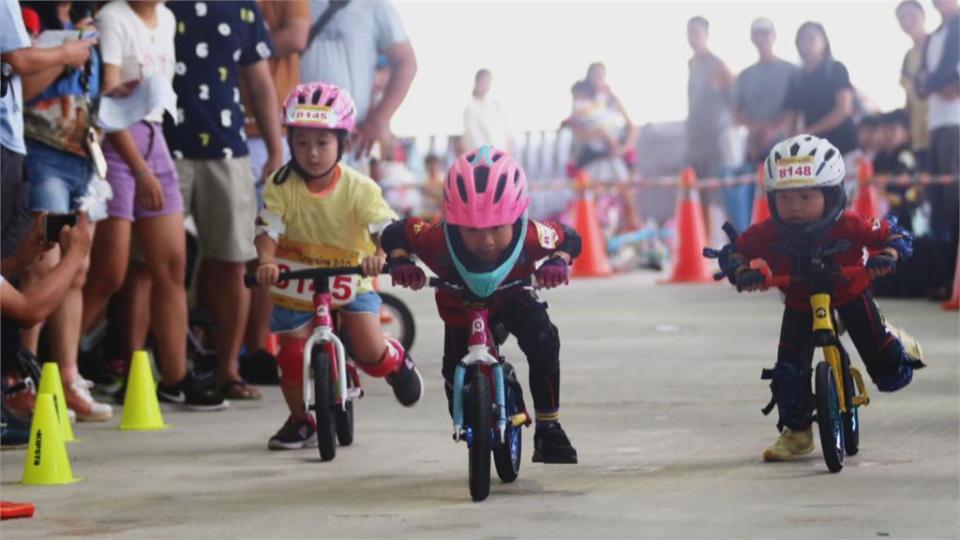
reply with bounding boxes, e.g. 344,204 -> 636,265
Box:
735,269 -> 765,292
535,256 -> 570,289
866,252 -> 897,276
388,257 -> 426,289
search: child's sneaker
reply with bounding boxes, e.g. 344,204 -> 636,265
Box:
157,373 -> 228,411
762,427 -> 814,461
65,378 -> 113,422
889,325 -> 926,368
386,356 -> 423,407
532,422 -> 578,464
268,416 -> 317,450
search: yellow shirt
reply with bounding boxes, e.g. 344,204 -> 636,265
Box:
261,164 -> 397,311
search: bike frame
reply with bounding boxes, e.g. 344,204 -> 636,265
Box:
753,260 -> 872,415
302,283 -> 355,413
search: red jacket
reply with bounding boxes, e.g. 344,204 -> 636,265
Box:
396,217 -> 570,326
735,211 -> 890,309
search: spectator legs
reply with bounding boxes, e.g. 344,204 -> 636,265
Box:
197,259 -> 250,386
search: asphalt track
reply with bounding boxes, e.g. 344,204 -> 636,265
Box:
2,273 -> 958,538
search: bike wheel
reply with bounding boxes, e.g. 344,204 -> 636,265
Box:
335,390 -> 354,447
814,361 -> 844,473
493,381 -> 522,483
311,348 -> 337,462
467,369 -> 492,502
379,292 -> 416,352
841,355 -> 860,456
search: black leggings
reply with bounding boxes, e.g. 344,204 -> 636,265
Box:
771,291 -> 914,430
442,290 -> 561,418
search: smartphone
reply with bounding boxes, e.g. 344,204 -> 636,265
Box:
44,213 -> 78,242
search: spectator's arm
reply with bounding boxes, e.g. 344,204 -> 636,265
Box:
269,15 -> 309,57
1,214 -> 92,327
101,65 -> 151,175
1,38 -> 95,76
239,60 -> 283,182
804,88 -> 854,136
923,18 -> 960,94
21,65 -> 66,102
370,40 -> 416,131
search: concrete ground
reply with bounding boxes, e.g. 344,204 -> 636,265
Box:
2,274 -> 958,539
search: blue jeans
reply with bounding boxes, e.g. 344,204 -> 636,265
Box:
271,291 -> 383,334
26,140 -> 94,213
719,163 -> 757,233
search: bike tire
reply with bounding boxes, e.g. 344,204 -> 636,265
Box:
380,292 -> 416,352
311,348 -> 337,462
815,361 -> 844,473
841,351 -> 860,456
467,369 -> 492,502
493,381 -> 522,483
335,399 -> 354,447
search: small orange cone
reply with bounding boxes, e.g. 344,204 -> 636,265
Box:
752,163 -> 771,224
665,168 -> 713,283
853,160 -> 881,220
570,171 -> 611,278
944,242 -> 959,311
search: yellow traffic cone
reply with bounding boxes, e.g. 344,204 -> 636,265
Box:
22,393 -> 79,485
118,351 -> 168,431
37,362 -> 75,443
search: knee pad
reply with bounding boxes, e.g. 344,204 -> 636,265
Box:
276,338 -> 307,389
761,362 -> 812,431
358,338 -> 403,379
868,337 -> 914,392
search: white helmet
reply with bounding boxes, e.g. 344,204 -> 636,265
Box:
763,134 -> 847,240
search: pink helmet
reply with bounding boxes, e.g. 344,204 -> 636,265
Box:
282,81 -> 356,132
442,145 -> 530,228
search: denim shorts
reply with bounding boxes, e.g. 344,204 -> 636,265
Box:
271,291 -> 383,334
26,140 -> 94,213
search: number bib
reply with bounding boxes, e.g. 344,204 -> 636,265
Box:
270,238 -> 361,312
774,156 -> 817,188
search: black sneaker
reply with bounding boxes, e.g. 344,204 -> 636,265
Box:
532,422 -> 578,464
385,356 -> 423,407
239,349 -> 280,385
158,373 -> 228,411
268,416 -> 317,450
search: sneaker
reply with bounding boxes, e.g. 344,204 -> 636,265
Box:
65,378 -> 113,422
268,416 -> 317,450
889,325 -> 926,369
2,378 -> 36,424
239,348 -> 280,385
1,404 -> 30,450
385,355 -> 423,407
763,427 -> 815,462
532,422 -> 578,464
158,373 -> 228,411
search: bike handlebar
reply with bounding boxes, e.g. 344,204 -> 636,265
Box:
243,265 -> 389,288
427,276 -> 536,293
750,259 -> 869,289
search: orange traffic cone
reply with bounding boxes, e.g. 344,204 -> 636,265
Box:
944,242 -> 959,311
853,160 -> 881,220
752,163 -> 771,224
665,168 -> 713,283
571,171 -> 611,278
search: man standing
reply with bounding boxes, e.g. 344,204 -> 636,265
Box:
896,1 -> 930,170
917,0 -> 960,298
299,0 -> 416,160
729,17 -> 796,229
163,1 -> 283,400
463,69 -> 510,152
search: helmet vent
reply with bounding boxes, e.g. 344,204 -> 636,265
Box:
474,167 -> 490,193
823,148 -> 836,162
298,94 -> 307,104
773,151 -> 782,162
514,170 -> 520,185
494,174 -> 508,202
465,152 -> 477,163
491,152 -> 502,163
804,136 -> 812,141
456,174 -> 469,203
325,96 -> 336,107
311,90 -> 322,104
789,142 -> 800,156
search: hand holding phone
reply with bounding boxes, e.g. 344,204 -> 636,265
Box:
44,213 -> 78,243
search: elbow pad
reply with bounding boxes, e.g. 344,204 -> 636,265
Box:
380,219 -> 411,254
884,214 -> 914,261
557,224 -> 583,259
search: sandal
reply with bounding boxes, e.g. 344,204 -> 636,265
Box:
219,379 -> 262,400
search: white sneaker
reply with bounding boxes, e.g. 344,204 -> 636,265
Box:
65,379 -> 113,422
